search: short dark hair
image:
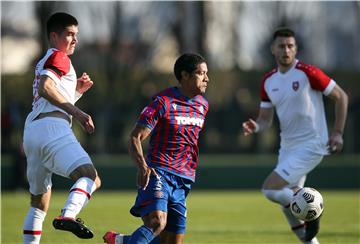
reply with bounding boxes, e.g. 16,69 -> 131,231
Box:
174,53 -> 206,82
272,27 -> 295,41
46,12 -> 78,40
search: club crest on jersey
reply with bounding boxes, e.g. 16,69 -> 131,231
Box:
292,81 -> 299,91
141,106 -> 155,117
172,103 -> 177,110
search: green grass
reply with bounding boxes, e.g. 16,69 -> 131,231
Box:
2,190 -> 359,243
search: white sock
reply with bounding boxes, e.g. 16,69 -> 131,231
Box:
62,177 -> 97,218
282,206 -> 305,241
23,207 -> 46,244
115,234 -> 125,244
304,237 -> 320,244
262,188 -> 294,206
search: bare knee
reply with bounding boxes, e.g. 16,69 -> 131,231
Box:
70,164 -> 100,183
94,174 -> 101,189
143,211 -> 167,236
30,190 -> 51,212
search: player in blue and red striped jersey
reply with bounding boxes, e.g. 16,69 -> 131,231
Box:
103,53 -> 209,244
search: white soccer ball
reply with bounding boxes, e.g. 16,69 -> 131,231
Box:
290,187 -> 324,221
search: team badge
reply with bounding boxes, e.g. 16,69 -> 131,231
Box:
172,103 -> 177,110
140,106 -> 155,117
292,81 -> 299,91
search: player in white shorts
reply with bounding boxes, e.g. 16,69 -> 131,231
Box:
242,27 -> 348,243
22,12 -> 101,243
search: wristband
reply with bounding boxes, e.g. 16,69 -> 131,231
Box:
254,122 -> 260,133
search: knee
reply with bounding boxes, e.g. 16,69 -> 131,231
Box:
70,164 -> 98,182
262,188 -> 293,206
144,212 -> 167,235
262,188 -> 275,202
94,175 -> 101,189
30,192 -> 51,212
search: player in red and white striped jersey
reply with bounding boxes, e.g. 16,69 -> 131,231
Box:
22,12 -> 101,243
243,28 -> 348,243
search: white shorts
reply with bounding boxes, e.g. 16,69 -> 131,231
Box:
274,145 -> 324,185
23,117 -> 92,195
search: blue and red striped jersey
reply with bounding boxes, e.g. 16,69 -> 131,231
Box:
137,86 -> 209,182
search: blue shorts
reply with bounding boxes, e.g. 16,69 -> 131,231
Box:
130,169 -> 192,234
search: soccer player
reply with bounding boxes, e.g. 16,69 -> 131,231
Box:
242,27 -> 348,243
22,12 -> 101,243
103,53 -> 209,244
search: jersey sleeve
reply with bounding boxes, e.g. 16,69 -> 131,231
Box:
260,73 -> 273,108
137,97 -> 166,131
297,62 -> 334,95
41,51 -> 70,81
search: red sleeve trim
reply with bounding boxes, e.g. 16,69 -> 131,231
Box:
295,61 -> 331,92
261,68 -> 277,102
44,50 -> 70,79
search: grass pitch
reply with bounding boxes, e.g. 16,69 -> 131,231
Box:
2,190 -> 359,243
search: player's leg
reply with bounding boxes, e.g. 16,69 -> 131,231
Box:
160,231 -> 184,244
262,147 -> 323,243
22,122 -> 53,244
23,191 -> 51,244
52,164 -> 100,239
159,175 -> 190,244
104,170 -> 169,244
281,176 -> 308,242
262,171 -> 295,205
36,119 -> 100,238
128,210 -> 167,243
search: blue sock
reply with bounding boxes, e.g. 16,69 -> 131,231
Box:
127,225 -> 155,244
149,236 -> 160,244
123,234 -> 159,244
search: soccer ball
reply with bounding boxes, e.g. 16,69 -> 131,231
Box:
290,187 -> 324,221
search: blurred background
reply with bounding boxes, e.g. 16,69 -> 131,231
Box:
1,1 -> 360,190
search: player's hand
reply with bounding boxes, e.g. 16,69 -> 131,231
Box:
137,165 -> 158,190
327,130 -> 343,154
73,107 -> 95,134
242,118 -> 258,136
76,72 -> 93,94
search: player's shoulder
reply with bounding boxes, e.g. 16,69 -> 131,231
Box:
44,49 -> 71,71
47,49 -> 69,62
151,87 -> 175,106
295,60 -> 323,75
262,68 -> 278,82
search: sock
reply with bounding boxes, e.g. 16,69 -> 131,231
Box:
305,237 -> 320,244
23,207 -> 46,244
282,205 -> 305,241
149,236 -> 160,244
61,177 -> 97,218
119,234 -> 159,244
262,188 -> 294,206
127,225 -> 155,244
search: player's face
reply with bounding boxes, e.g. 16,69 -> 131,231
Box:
271,36 -> 297,69
189,62 -> 209,95
51,25 -> 78,55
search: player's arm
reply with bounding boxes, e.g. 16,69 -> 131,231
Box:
38,75 -> 94,134
326,84 -> 348,153
242,107 -> 274,136
128,124 -> 158,190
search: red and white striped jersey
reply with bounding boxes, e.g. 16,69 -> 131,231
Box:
260,60 -> 336,151
25,48 -> 80,125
